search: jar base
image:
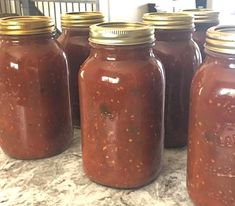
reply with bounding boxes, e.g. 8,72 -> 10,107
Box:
84,166 -> 162,189
187,187 -> 232,206
1,139 -> 73,160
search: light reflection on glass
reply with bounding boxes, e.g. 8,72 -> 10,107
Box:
80,70 -> 84,79
229,63 -> 235,69
101,76 -> 119,84
107,57 -> 116,61
219,88 -> 235,97
10,62 -> 19,70
198,87 -> 203,96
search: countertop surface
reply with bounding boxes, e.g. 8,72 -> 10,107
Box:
0,130 -> 194,206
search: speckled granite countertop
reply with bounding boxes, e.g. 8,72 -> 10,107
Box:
0,130 -> 194,206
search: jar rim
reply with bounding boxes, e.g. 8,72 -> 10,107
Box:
143,12 -> 194,30
182,9 -> 219,23
205,25 -> 235,55
89,22 -> 155,46
0,16 -> 55,35
61,12 -> 104,28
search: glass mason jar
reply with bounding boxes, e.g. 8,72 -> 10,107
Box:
79,22 -> 165,189
0,16 -> 73,159
58,12 -> 104,128
187,26 -> 235,206
183,9 -> 219,60
143,12 -> 201,148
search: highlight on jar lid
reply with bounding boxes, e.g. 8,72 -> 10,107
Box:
205,25 -> 235,54
61,12 -> 104,28
143,12 -> 194,30
89,22 -> 155,45
182,9 -> 219,23
0,16 -> 55,35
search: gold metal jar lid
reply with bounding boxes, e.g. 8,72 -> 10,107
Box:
89,22 -> 155,45
183,9 -> 219,23
0,16 -> 55,35
143,12 -> 194,30
61,12 -> 104,28
205,25 -> 235,54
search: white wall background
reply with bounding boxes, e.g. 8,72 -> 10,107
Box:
155,0 -> 196,12
207,0 -> 235,24
99,0 -> 196,22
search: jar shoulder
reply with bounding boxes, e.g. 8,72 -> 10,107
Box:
154,39 -> 197,50
153,40 -> 201,70
154,40 -> 201,62
79,57 -> 165,93
58,33 -> 89,48
190,57 -> 235,134
0,38 -> 65,65
191,57 -> 235,101
80,56 -> 164,78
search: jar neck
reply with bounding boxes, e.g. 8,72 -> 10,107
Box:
90,43 -> 154,60
195,22 -> 218,31
154,29 -> 193,41
205,49 -> 235,63
61,27 -> 89,37
0,33 -> 55,42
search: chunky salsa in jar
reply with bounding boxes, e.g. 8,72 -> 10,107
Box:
188,26 -> 235,206
58,12 -> 104,127
79,22 -> 165,188
143,12 -> 201,148
183,9 -> 219,60
0,16 -> 73,159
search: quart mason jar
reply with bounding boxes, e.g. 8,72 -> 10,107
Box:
187,26 -> 235,206
79,22 -> 165,189
0,16 -> 73,159
58,12 -> 104,127
183,9 -> 219,60
143,12 -> 201,148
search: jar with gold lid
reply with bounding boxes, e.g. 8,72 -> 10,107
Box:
187,25 -> 235,206
183,9 -> 219,60
79,22 -> 165,188
0,16 -> 73,159
143,12 -> 201,148
58,12 -> 104,128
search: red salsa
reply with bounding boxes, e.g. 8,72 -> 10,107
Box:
58,12 -> 104,127
0,16 -> 72,159
188,26 -> 235,206
143,12 -> 201,148
79,23 -> 165,188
